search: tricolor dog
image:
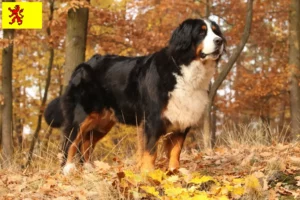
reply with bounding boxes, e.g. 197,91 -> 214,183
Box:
44,18 -> 225,174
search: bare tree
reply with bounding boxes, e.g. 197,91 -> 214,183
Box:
1,26 -> 14,167
14,86 -> 23,151
63,1 -> 89,88
0,92 -> 3,145
61,1 -> 89,162
203,0 -> 254,149
289,0 -> 300,140
26,0 -> 55,167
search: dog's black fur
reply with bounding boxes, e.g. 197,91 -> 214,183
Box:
44,19 -> 225,168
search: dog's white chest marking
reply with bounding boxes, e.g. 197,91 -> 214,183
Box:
164,60 -> 215,131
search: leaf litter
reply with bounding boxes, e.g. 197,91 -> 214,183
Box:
0,143 -> 299,199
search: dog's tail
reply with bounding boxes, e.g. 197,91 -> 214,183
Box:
44,63 -> 99,129
44,97 -> 64,128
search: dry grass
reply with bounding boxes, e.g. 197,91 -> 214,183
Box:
0,122 -> 299,199
215,121 -> 293,147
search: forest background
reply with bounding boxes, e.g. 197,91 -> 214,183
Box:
0,0 -> 300,199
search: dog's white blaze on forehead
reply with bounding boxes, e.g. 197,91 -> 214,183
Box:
202,20 -> 221,54
164,60 -> 216,131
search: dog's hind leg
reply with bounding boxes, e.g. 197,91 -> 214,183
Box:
61,124 -> 79,167
63,110 -> 115,175
80,110 -> 116,171
80,131 -> 104,165
63,110 -> 116,175
80,109 -> 116,163
63,115 -> 96,175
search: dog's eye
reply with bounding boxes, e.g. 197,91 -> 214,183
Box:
199,32 -> 205,36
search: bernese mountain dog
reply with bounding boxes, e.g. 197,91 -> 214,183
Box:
44,18 -> 225,174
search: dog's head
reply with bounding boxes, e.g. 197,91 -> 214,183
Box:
169,19 -> 225,64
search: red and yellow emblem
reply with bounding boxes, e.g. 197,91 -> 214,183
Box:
2,2 -> 42,29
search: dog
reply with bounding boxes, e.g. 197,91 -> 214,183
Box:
44,18 -> 225,174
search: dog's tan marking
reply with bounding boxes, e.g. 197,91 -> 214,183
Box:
80,132 -> 103,162
196,43 -> 204,58
202,25 -> 207,30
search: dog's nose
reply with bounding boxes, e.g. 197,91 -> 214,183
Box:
214,38 -> 223,46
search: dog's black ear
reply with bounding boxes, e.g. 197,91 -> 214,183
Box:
169,21 -> 193,52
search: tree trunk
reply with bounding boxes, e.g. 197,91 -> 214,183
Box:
205,0 -> 210,18
14,86 -> 23,151
42,128 -> 53,156
211,105 -> 217,146
289,0 -> 300,140
203,0 -> 254,149
63,3 -> 89,88
1,28 -> 14,167
202,0 -> 212,150
277,97 -> 286,132
60,1 -> 89,161
26,0 -> 55,167
203,105 -> 212,149
0,92 -> 3,146
15,118 -> 23,151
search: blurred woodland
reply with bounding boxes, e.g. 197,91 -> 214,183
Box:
0,0 -> 300,165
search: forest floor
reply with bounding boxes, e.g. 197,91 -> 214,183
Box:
0,142 -> 299,199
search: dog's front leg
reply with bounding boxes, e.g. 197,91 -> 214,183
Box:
165,128 -> 190,171
140,116 -> 164,172
164,133 -> 186,171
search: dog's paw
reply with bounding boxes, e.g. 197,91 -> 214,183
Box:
63,163 -> 76,175
168,160 -> 180,172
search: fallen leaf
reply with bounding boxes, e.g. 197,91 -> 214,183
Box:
260,152 -> 272,157
245,175 -> 262,192
289,156 -> 300,165
94,161 -> 111,172
189,175 -> 215,184
148,169 -> 165,183
140,186 -> 160,198
268,189 -> 277,200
